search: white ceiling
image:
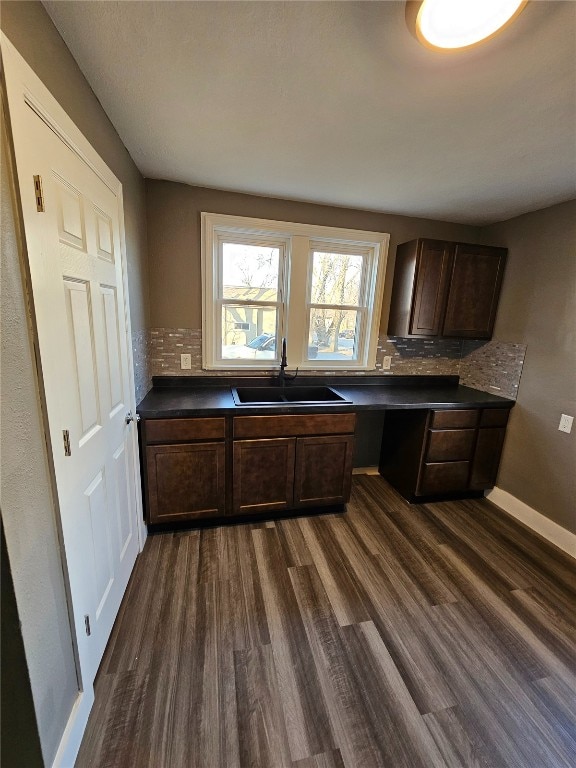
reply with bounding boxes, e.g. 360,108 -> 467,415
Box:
43,1 -> 576,225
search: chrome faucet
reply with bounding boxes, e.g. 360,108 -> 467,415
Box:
278,337 -> 298,386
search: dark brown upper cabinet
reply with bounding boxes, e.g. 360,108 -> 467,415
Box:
387,239 -> 506,339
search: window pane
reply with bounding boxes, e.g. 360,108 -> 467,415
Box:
308,308 -> 359,361
310,251 -> 363,306
221,305 -> 278,360
222,243 -> 280,301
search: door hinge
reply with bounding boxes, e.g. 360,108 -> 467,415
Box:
63,429 -> 71,457
33,175 -> 45,212
84,615 -> 91,637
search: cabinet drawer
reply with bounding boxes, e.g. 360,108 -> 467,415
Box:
430,410 -> 478,430
480,408 -> 510,428
418,461 -> 470,496
234,413 -> 356,439
145,417 -> 225,443
426,429 -> 475,462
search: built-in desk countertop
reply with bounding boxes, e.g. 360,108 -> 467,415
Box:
137,375 -> 514,419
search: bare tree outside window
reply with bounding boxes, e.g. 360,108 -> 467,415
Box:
309,251 -> 364,360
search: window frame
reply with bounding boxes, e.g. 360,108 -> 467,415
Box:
201,213 -> 389,371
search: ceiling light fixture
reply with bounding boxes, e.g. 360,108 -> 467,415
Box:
413,0 -> 527,51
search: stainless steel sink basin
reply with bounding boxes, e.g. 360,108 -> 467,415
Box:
231,385 -> 352,406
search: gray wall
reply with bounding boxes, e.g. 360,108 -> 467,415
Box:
146,180 -> 482,331
1,0 -> 150,333
1,2 -> 150,763
484,201 -> 576,534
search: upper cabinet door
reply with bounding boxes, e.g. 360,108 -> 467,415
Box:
442,244 -> 506,338
410,239 -> 452,336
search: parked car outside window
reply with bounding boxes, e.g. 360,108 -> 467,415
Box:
222,333 -> 318,360
222,333 -> 276,359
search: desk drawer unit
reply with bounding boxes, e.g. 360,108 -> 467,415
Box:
380,405 -> 512,502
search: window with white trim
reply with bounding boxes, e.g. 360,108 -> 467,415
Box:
201,213 -> 389,371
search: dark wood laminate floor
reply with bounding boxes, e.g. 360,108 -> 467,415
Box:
76,476 -> 576,768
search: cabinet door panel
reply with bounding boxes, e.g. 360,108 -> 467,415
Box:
233,438 -> 295,515
470,428 -> 506,489
443,245 -> 506,338
294,435 -> 354,507
146,443 -> 225,523
410,240 -> 451,336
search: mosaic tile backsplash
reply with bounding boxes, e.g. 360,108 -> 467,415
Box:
132,329 -> 152,404
134,328 -> 526,402
375,337 -> 462,377
459,340 -> 527,401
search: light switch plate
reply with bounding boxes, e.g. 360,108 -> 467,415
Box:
180,353 -> 192,370
559,414 -> 573,434
382,355 -> 392,370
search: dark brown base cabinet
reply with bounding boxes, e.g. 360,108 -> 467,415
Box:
379,407 -> 510,502
143,418 -> 226,524
232,414 -> 356,516
146,442 -> 226,523
141,413 -> 356,525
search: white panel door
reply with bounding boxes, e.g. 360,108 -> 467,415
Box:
13,108 -> 140,682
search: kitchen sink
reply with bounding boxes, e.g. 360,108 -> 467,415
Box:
231,385 -> 352,406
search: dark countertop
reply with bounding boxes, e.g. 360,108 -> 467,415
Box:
137,375 -> 514,418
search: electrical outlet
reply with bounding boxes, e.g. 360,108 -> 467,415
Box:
382,355 -> 392,370
558,414 -> 573,434
180,353 -> 192,370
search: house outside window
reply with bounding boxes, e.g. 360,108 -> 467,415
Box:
201,213 -> 389,371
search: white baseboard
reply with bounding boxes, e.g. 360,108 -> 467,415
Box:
485,486 -> 576,560
52,688 -> 94,768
